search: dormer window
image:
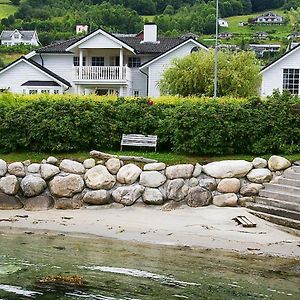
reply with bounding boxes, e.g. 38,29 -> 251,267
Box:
13,33 -> 19,39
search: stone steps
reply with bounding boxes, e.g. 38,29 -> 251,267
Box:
259,190 -> 300,203
249,210 -> 300,230
255,196 -> 300,212
263,183 -> 300,194
246,203 -> 300,221
246,164 -> 300,230
278,178 -> 300,188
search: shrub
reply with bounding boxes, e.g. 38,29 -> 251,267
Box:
0,92 -> 299,155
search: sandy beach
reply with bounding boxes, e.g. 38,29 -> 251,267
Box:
0,204 -> 299,258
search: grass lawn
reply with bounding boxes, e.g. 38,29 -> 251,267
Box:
0,151 -> 299,165
0,53 -> 24,66
0,2 -> 17,20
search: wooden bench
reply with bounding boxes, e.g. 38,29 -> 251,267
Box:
120,134 -> 158,152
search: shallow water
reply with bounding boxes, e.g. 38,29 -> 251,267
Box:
0,230 -> 299,299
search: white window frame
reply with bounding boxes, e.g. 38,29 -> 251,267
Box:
92,57 -> 105,66
283,69 -> 300,95
128,57 -> 141,68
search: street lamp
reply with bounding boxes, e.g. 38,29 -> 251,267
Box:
214,0 -> 219,99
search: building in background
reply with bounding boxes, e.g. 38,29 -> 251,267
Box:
0,30 -> 40,46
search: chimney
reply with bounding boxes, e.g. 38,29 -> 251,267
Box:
143,23 -> 158,43
76,25 -> 89,35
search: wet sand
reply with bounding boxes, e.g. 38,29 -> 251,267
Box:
0,204 -> 299,257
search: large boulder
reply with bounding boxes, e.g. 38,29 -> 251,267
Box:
139,171 -> 166,188
0,192 -> 23,209
198,174 -> 217,191
165,164 -> 194,179
60,159 -> 85,174
27,163 -> 41,174
83,190 -> 110,205
167,179 -> 189,201
21,175 -> 47,197
40,164 -> 60,180
217,178 -> 240,193
142,188 -> 164,205
252,157 -> 267,169
117,164 -> 142,184
0,175 -> 20,195
213,193 -> 238,207
192,163 -> 202,177
268,156 -> 291,171
24,195 -> 54,211
105,158 -> 121,175
46,156 -> 58,165
0,159 -> 7,177
83,158 -> 96,169
84,165 -> 116,190
49,174 -> 84,198
55,195 -> 83,209
112,185 -> 144,206
246,168 -> 272,184
186,186 -> 212,207
8,162 -> 26,177
143,162 -> 166,171
240,183 -> 263,196
203,160 -> 253,179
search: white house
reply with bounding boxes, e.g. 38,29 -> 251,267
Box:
218,19 -> 229,28
261,44 -> 300,97
0,30 -> 40,46
254,12 -> 283,24
0,24 -> 208,97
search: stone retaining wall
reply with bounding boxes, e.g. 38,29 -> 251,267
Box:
0,155 -> 293,211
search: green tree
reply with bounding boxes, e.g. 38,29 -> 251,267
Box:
10,0 -> 20,5
160,50 -> 262,98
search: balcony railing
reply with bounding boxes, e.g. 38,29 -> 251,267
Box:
74,66 -> 131,81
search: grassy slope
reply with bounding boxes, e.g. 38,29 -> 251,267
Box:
0,0 -> 17,20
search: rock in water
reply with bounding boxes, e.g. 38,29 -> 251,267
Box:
203,160 -> 253,178
186,186 -> 212,207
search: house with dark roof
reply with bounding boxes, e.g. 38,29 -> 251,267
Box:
0,29 -> 40,46
0,24 -> 207,97
254,11 -> 283,24
261,44 -> 300,97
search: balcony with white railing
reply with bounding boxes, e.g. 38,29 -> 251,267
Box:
74,66 -> 131,82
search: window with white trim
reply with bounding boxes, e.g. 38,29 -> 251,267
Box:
54,89 -> 60,94
92,57 -> 105,66
29,89 -> 38,94
41,89 -> 50,94
283,69 -> 300,95
133,90 -> 140,97
73,56 -> 86,66
128,57 -> 141,68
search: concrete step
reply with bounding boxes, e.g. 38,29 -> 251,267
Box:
249,211 -> 300,230
259,190 -> 300,203
278,178 -> 300,188
255,197 -> 300,212
246,203 -> 300,221
263,183 -> 300,194
292,166 -> 300,173
283,171 -> 300,180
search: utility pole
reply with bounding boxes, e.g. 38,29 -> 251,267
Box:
214,0 -> 219,99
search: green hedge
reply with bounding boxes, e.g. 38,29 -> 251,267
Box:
0,92 -> 299,155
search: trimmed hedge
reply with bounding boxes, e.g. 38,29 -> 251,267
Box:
0,92 -> 299,155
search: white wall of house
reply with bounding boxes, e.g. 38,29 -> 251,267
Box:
1,32 -> 39,46
146,41 -> 206,98
78,34 -> 122,49
261,48 -> 300,97
0,61 -> 60,94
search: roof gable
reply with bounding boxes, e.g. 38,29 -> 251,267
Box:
0,30 -> 36,41
0,57 -> 71,87
261,44 -> 300,73
65,28 -> 135,53
140,38 -> 208,69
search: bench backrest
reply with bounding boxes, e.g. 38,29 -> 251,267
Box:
121,134 -> 157,147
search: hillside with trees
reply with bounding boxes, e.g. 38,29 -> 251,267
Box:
0,0 -> 296,45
